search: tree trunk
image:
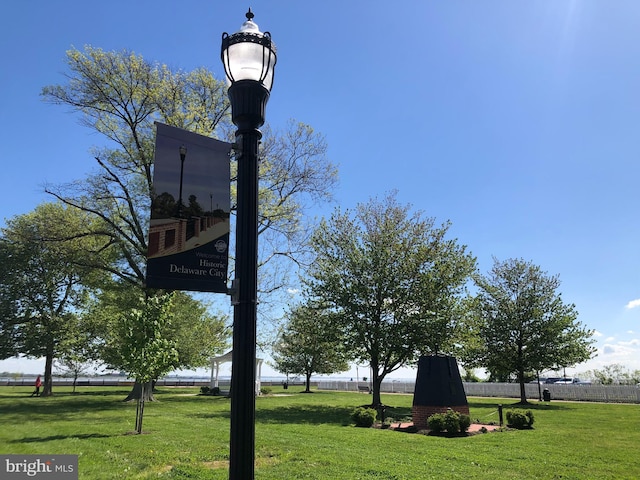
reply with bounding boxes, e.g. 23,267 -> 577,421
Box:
41,348 -> 54,397
135,383 -> 146,434
304,372 -> 311,393
123,380 -> 155,402
371,369 -> 382,407
518,369 -> 528,404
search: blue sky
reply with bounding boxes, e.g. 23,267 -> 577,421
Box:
1,1 -> 639,378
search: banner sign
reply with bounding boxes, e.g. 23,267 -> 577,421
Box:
146,122 -> 231,293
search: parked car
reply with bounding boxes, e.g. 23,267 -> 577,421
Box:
544,377 -> 563,384
554,377 -> 591,385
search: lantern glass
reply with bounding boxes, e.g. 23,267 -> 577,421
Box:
222,12 -> 276,91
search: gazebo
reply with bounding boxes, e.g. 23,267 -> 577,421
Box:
210,351 -> 263,395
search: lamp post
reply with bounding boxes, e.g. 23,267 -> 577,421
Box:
177,145 -> 187,217
221,9 -> 276,480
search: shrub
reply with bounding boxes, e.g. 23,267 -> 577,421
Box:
200,386 -> 221,396
506,409 -> 535,429
428,410 -> 472,434
427,413 -> 446,433
260,387 -> 272,395
525,410 -> 535,427
443,409 -> 461,433
458,413 -> 472,432
351,407 -> 377,427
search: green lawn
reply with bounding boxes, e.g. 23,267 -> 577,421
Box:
1,385 -> 638,479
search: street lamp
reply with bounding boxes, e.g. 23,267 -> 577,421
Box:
221,9 -> 276,480
177,145 -> 187,217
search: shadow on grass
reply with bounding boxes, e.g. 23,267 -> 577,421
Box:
0,388 -> 132,399
384,405 -> 413,419
9,433 -> 113,444
0,395 -> 133,423
467,400 -> 572,411
158,393 -> 230,405
256,404 -> 355,425
191,397 -> 417,426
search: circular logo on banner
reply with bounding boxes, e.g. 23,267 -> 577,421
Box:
215,239 -> 228,253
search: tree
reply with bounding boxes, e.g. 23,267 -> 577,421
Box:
272,303 -> 349,392
304,192 -> 477,406
41,47 -> 337,387
471,258 -> 596,404
168,292 -> 230,372
588,364 -> 640,385
0,203 -> 105,396
92,285 -> 229,402
107,293 -> 179,433
41,46 -> 336,295
41,46 -> 231,287
54,307 -> 104,395
54,355 -> 93,394
0,243 -> 19,359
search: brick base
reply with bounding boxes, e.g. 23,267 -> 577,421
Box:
412,405 -> 471,430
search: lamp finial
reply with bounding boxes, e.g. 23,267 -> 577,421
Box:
246,8 -> 254,21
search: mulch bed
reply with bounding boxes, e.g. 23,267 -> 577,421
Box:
378,421 -> 501,436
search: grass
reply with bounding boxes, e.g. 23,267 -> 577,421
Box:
1,385 -> 639,479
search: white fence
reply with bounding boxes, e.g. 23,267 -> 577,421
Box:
317,381 -> 417,394
317,380 -> 640,404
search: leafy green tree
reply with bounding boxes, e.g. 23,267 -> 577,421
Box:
0,203 -> 106,396
589,364 -> 640,385
41,46 -> 229,286
272,303 -> 349,392
0,245 -> 19,359
461,368 -> 481,382
92,285 -> 229,401
40,47 -> 336,393
41,46 -> 336,296
107,293 -> 179,433
54,308 -> 107,394
54,353 -> 94,394
471,258 -> 596,404
168,292 -> 230,372
304,192 -> 476,406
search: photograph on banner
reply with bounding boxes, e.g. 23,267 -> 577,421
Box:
146,122 -> 231,293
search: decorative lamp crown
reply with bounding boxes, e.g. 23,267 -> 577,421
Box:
221,9 -> 277,91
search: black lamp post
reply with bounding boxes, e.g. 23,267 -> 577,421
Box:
221,9 -> 276,480
177,145 -> 187,217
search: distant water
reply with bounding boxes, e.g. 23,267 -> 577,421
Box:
2,374 -> 416,383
